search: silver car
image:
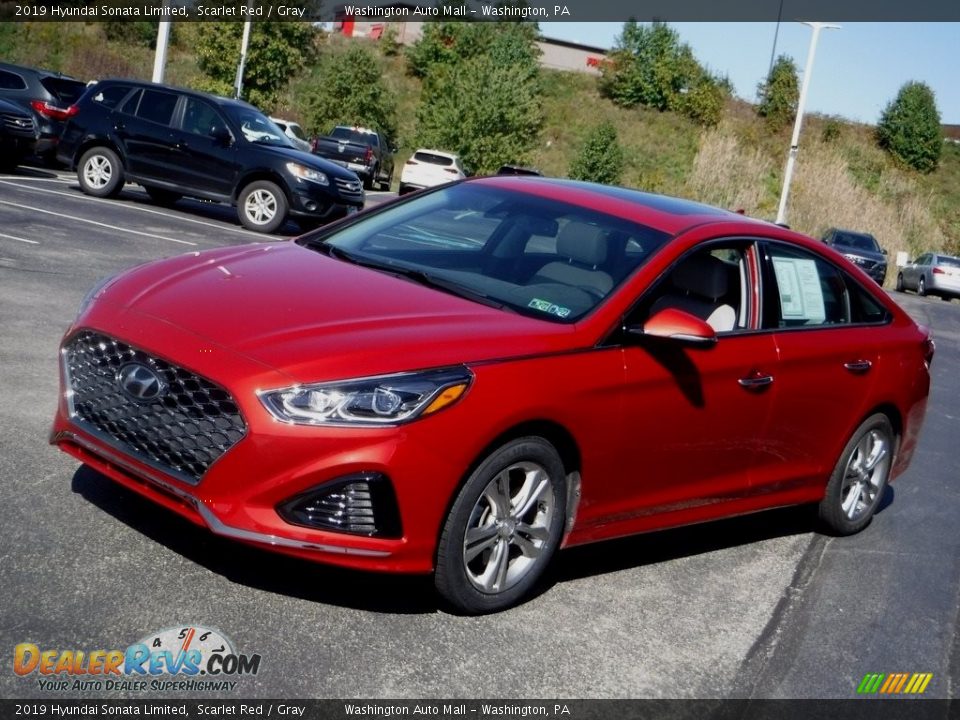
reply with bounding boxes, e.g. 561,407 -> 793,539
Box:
896,252 -> 960,300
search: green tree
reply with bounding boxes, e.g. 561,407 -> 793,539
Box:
599,21 -> 724,126
569,122 -> 624,185
414,25 -> 542,174
405,19 -> 539,78
876,81 -> 942,173
194,21 -> 316,110
757,55 -> 799,130
301,45 -> 398,142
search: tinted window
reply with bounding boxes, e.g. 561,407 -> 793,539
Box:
0,69 -> 27,90
413,151 -> 454,166
937,255 -> 960,269
135,89 -> 179,126
330,127 -> 379,147
834,232 -> 880,252
39,77 -> 86,104
181,97 -> 224,136
764,244 -> 850,327
90,84 -> 133,109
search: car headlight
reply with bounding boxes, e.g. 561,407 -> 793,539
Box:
259,367 -> 473,426
286,162 -> 329,186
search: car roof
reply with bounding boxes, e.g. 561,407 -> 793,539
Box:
93,78 -> 256,110
475,176 -> 765,236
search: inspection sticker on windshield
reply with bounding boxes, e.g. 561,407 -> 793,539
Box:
528,298 -> 571,318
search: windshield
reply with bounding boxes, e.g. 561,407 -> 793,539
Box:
301,183 -> 670,322
835,232 -> 880,252
225,107 -> 293,147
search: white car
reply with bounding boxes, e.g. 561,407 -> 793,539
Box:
398,149 -> 466,195
270,117 -> 311,153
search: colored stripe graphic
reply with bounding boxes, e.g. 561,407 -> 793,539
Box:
857,673 -> 932,694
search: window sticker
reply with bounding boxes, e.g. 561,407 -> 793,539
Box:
772,257 -> 826,324
528,298 -> 571,318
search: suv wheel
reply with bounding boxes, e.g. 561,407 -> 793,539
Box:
238,180 -> 288,233
78,147 -> 124,198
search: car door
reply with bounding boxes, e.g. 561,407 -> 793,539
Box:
115,88 -> 182,182
754,240 -> 890,498
171,96 -> 239,199
610,240 -> 780,524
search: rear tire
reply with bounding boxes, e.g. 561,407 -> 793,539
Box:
918,276 -> 927,296
378,169 -> 392,192
818,413 -> 894,536
434,437 -> 567,614
78,147 -> 124,198
895,273 -> 904,292
237,180 -> 288,233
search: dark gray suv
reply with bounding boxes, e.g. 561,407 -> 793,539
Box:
822,228 -> 887,285
0,61 -> 86,162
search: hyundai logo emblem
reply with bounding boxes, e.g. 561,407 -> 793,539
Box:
117,363 -> 166,402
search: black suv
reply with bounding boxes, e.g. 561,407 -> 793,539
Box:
0,97 -> 38,170
0,61 -> 86,162
822,228 -> 888,285
57,80 -> 364,233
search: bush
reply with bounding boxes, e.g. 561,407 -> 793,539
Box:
876,81 -> 942,173
569,122 -> 624,185
757,55 -> 799,131
301,44 -> 398,141
195,21 -> 316,110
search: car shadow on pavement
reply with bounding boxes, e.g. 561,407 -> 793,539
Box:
71,463 -> 896,614
6,166 -> 59,179
70,465 -> 439,615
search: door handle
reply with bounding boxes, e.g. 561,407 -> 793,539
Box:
843,360 -> 873,373
738,372 -> 774,389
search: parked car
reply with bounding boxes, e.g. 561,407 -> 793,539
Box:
896,252 -> 960,300
496,165 -> 543,176
0,97 -> 38,171
270,117 -> 311,153
822,228 -> 887,285
52,177 -> 933,613
398,149 -> 466,195
0,61 -> 86,163
57,80 -> 364,233
311,125 -> 395,191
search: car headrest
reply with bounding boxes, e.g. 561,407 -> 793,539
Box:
672,253 -> 729,301
556,222 -> 607,267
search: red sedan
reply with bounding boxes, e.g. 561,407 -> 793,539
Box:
51,177 -> 933,613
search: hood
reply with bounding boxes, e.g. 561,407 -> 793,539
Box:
257,144 -> 359,181
832,242 -> 886,263
95,243 -> 578,384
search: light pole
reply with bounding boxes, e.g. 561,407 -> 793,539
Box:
234,15 -> 253,100
151,0 -> 172,83
775,21 -> 841,226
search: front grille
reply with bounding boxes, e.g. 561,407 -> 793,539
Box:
0,111 -> 36,138
63,331 -> 246,485
334,177 -> 363,198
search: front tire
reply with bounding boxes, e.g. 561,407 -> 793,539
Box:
78,147 -> 124,198
238,180 -> 288,233
818,413 -> 894,536
435,437 -> 567,614
895,273 -> 904,292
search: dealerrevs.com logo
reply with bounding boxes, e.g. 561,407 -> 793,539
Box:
13,626 -> 261,693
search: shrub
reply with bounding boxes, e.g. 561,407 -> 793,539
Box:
757,55 -> 799,131
876,81 -> 942,173
569,122 -> 624,185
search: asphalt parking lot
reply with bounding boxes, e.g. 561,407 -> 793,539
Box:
1,166 -> 958,700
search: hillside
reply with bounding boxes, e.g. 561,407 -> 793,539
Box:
2,21 -> 957,274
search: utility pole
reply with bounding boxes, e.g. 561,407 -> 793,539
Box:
234,16 -> 253,100
775,21 -> 841,226
151,0 -> 172,83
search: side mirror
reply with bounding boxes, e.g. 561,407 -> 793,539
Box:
210,126 -> 232,146
882,248 -> 888,255
627,308 -> 717,346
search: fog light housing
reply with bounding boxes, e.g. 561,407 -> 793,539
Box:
277,473 -> 402,538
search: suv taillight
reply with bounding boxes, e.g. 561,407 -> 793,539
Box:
30,100 -> 78,122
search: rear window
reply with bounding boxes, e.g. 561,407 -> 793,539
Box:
413,151 -> 454,166
330,127 -> 379,148
938,256 -> 960,268
40,77 -> 86,105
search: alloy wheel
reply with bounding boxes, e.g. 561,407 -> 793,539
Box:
83,155 -> 112,189
839,429 -> 890,522
244,189 -> 278,225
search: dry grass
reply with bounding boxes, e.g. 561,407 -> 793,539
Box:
684,122 -> 776,214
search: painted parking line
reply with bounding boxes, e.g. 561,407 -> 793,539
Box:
0,199 -> 197,246
0,231 -> 39,245
0,179 -> 264,239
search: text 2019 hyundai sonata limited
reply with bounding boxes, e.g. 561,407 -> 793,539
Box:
51,177 -> 933,613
